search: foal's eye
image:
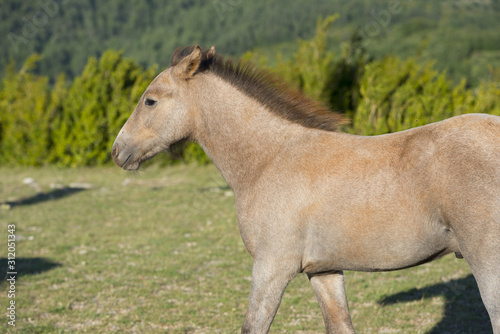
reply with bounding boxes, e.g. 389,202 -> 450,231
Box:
145,98 -> 157,107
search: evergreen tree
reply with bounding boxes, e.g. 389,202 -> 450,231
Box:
351,56 -> 500,135
275,15 -> 338,105
50,50 -> 157,166
0,55 -> 56,166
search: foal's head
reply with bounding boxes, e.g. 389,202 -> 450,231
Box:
112,44 -> 345,170
112,45 -> 214,170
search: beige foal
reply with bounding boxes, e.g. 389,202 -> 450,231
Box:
112,45 -> 500,333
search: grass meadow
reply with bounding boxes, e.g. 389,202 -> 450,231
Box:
0,163 -> 492,333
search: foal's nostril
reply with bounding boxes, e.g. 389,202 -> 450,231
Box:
112,143 -> 119,159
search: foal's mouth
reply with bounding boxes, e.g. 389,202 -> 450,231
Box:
121,145 -> 170,171
121,155 -> 141,171
121,154 -> 132,168
116,153 -> 140,171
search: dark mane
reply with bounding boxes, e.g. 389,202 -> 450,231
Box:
171,46 -> 346,132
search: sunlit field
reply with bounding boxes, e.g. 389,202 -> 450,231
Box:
0,164 -> 491,333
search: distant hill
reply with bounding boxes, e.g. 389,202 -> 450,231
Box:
2,0 -> 500,85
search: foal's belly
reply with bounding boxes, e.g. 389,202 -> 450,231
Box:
301,216 -> 458,273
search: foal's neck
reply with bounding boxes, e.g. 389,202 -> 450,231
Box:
192,73 -> 309,193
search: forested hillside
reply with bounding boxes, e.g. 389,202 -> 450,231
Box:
1,0 -> 336,80
2,0 -> 500,85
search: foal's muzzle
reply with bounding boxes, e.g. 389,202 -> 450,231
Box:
112,141 -> 138,170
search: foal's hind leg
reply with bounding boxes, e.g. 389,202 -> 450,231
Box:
308,271 -> 355,334
465,250 -> 500,333
458,223 -> 500,334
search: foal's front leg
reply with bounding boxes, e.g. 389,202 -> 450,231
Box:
241,258 -> 299,334
308,271 -> 356,334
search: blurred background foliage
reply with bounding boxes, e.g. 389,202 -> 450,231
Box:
0,1 -> 499,166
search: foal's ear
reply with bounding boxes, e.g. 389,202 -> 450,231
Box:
174,45 -> 202,79
207,45 -> 216,59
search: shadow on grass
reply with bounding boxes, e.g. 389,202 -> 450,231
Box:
379,274 -> 491,333
198,185 -> 231,193
2,187 -> 87,208
1,257 -> 61,285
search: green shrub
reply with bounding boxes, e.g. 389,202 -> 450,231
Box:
0,55 -> 61,166
274,15 -> 338,105
0,50 -> 215,167
351,56 -> 500,135
182,143 -> 212,165
50,50 -> 157,166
